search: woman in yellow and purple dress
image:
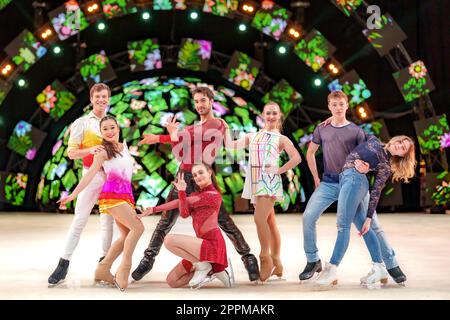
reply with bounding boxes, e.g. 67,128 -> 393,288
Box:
59,115 -> 144,291
224,102 -> 302,282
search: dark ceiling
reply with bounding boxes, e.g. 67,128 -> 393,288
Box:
1,0 -> 448,128
0,0 -> 448,211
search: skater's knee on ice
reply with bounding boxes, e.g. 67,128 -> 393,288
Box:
166,274 -> 178,288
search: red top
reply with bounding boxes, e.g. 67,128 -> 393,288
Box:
152,184 -> 222,238
152,184 -> 228,270
158,118 -> 226,172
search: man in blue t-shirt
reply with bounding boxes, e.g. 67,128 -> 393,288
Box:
299,90 -> 407,285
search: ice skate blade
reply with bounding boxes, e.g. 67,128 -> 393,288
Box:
313,280 -> 338,291
93,280 -> 114,288
267,275 -> 287,282
48,279 -> 65,288
190,276 -> 214,289
360,277 -> 388,287
113,277 -> 125,292
365,282 -> 382,290
300,272 -> 321,284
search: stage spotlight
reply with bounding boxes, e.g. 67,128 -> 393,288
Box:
243,4 -> 254,13
281,22 -> 303,43
189,11 -> 199,20
17,78 -> 27,88
328,63 -> 340,74
313,77 -> 322,87
36,24 -> 57,43
278,45 -> 287,55
82,1 -> 102,22
1,63 -> 13,77
239,1 -> 259,17
288,27 -> 301,39
97,22 -> 106,31
356,103 -> 372,121
87,2 -> 100,13
42,29 -> 52,39
324,58 -> 343,79
142,11 -> 150,20
53,45 -> 62,55
238,23 -> 247,32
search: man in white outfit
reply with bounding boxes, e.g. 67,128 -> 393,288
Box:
48,83 -> 115,286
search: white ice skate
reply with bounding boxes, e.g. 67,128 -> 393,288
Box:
189,261 -> 212,289
267,273 -> 287,282
361,262 -> 389,289
313,262 -> 338,290
190,275 -> 215,289
212,259 -> 235,288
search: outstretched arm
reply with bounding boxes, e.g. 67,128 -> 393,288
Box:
221,120 -> 251,150
140,194 -> 207,218
58,151 -> 106,206
139,133 -> 176,145
152,198 -> 182,213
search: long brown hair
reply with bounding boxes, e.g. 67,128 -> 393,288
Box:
100,116 -> 122,160
192,162 -> 221,193
385,135 -> 417,183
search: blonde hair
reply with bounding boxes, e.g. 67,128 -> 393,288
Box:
386,135 -> 417,183
327,90 -> 348,104
263,101 -> 284,132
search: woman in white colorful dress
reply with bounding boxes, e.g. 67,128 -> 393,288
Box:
59,115 -> 144,291
224,102 -> 302,281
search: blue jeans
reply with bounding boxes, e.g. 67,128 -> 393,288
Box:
330,168 -> 382,265
302,175 -> 398,269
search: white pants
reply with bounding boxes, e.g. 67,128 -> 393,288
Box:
61,170 -> 116,260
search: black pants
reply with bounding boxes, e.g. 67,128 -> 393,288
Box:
142,170 -> 253,263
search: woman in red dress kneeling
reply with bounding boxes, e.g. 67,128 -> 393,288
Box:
140,163 -> 233,288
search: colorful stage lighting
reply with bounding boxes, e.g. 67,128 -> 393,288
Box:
278,45 -> 287,55
87,3 -> 99,13
313,77 -> 322,87
17,78 -> 27,88
53,45 -> 62,55
1,63 -> 13,77
36,24 -> 57,43
239,1 -> 259,17
356,103 -> 372,121
288,27 -> 301,39
189,11 -> 199,20
97,22 -> 106,31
